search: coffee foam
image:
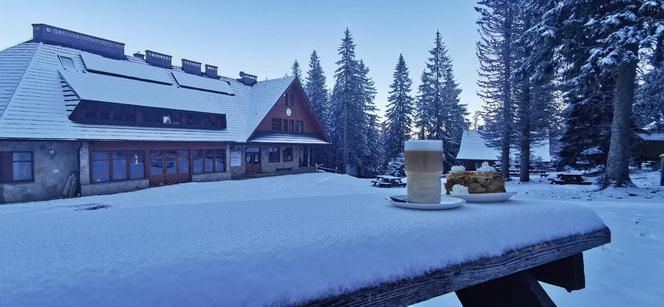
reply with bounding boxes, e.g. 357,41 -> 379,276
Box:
404,140 -> 443,151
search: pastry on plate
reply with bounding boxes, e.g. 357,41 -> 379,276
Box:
445,162 -> 506,194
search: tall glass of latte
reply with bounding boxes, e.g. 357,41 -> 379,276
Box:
404,140 -> 443,203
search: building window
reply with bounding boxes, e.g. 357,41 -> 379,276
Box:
177,150 -> 189,174
295,120 -> 304,133
193,150 -> 204,174
283,147 -> 293,162
59,56 -> 77,71
91,151 -> 110,183
283,119 -> 289,132
193,149 -> 225,173
289,120 -> 295,133
284,93 -> 289,106
92,150 -> 146,183
112,152 -> 128,180
165,150 -> 177,174
213,149 -> 225,172
268,147 -> 280,162
112,107 -> 136,122
272,118 -> 282,132
70,102 -> 226,130
1,151 -> 34,183
129,152 -> 145,179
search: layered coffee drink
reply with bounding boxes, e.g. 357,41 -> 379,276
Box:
404,140 -> 443,203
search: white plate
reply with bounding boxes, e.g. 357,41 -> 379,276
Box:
449,192 -> 517,203
387,195 -> 465,210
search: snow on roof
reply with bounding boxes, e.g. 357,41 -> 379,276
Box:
0,43 -> 39,120
456,130 -> 500,161
0,42 -> 297,142
80,51 -> 173,85
639,133 -> 664,142
171,70 -> 234,95
456,130 -> 552,163
246,76 -> 296,136
249,132 -> 329,144
60,70 -> 227,114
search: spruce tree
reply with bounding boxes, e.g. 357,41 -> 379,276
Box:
476,0 -> 517,178
291,59 -> 302,79
635,32 -> 664,131
541,0 -> 664,186
303,50 -> 331,167
384,54 -> 414,162
416,31 -> 467,171
329,28 -> 364,173
357,60 -> 383,176
304,50 -> 330,131
510,0 -> 558,182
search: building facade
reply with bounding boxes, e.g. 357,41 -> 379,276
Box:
0,24 -> 328,203
455,130 -> 552,171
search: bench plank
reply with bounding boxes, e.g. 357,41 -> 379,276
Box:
303,227 -> 610,306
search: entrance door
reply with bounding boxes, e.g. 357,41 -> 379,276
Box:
299,145 -> 309,167
149,149 -> 190,186
245,147 -> 261,173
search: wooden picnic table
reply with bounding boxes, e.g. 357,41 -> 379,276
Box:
307,228 -> 610,306
5,191 -> 610,306
371,175 -> 407,188
297,195 -> 610,307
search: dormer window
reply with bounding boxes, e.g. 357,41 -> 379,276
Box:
58,56 -> 77,71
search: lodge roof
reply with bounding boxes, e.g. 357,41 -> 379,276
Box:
0,38 -> 320,144
456,130 -> 552,163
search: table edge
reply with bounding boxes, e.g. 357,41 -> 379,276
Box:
302,226 -> 611,307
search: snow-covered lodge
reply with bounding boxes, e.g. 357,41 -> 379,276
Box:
0,24 -> 329,203
455,130 -> 552,170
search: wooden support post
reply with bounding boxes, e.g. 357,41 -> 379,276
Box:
455,271 -> 555,307
660,154 -> 664,186
531,253 -> 585,292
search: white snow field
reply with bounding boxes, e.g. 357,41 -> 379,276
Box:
0,170 -> 661,306
418,169 -> 664,306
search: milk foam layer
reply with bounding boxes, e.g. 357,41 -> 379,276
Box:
404,140 -> 443,151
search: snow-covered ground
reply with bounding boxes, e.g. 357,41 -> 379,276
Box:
419,169 -> 664,306
0,170 -> 662,306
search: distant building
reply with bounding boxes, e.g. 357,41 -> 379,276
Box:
0,24 -> 328,203
455,130 -> 551,171
637,133 -> 664,164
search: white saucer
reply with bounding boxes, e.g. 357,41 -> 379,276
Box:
387,195 -> 465,210
448,192 -> 517,203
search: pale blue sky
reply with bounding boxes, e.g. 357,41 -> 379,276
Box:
0,0 -> 481,120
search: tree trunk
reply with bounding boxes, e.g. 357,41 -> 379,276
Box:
519,37 -> 532,183
342,95 -> 348,174
519,79 -> 531,182
605,59 -> 637,186
501,5 -> 513,179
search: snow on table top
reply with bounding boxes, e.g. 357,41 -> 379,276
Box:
0,173 -> 606,306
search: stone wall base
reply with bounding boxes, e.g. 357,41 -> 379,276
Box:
81,179 -> 149,196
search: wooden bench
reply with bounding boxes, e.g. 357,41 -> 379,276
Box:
550,174 -> 592,185
371,175 -> 406,188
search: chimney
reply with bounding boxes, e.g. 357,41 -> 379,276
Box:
238,71 -> 257,86
31,23 -> 125,59
182,59 -> 202,75
133,52 -> 144,60
205,65 -> 219,79
145,50 -> 172,69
